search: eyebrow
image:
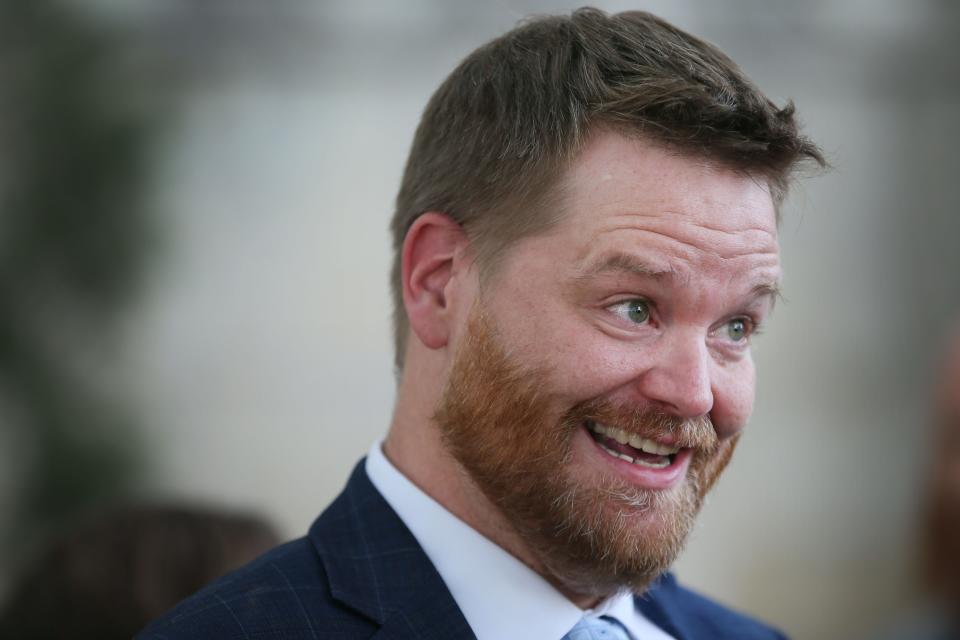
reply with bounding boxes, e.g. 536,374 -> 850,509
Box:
578,251 -> 783,306
750,281 -> 783,308
579,252 -> 676,280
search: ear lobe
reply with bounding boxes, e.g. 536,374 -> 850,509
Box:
401,212 -> 471,351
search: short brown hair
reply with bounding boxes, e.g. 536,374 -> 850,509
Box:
390,7 -> 823,370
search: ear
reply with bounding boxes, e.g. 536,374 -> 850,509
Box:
401,212 -> 472,351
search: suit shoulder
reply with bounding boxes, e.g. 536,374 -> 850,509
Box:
643,574 -> 788,640
137,537 -> 374,639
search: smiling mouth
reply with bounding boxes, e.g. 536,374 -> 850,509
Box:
585,420 -> 681,469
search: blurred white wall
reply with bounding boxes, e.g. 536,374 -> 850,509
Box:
69,1 -> 960,638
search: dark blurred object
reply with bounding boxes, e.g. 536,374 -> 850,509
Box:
0,504 -> 280,639
871,328 -> 960,638
920,328 -> 960,626
0,0 -> 162,546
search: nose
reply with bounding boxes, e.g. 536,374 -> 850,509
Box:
637,331 -> 714,418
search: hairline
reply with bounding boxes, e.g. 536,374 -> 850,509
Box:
470,126 -> 789,287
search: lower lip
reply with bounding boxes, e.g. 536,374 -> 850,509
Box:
577,423 -> 692,490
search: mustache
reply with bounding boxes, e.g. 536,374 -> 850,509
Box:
562,398 -> 719,452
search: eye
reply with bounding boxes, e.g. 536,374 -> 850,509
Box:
610,299 -> 651,325
725,318 -> 751,342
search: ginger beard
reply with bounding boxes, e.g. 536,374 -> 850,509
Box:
434,309 -> 740,598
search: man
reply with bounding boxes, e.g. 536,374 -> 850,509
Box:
141,8 -> 822,639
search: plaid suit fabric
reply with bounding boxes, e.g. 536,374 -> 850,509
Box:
138,462 -> 474,639
138,460 -> 787,639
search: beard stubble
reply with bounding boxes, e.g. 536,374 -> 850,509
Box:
433,308 -> 739,599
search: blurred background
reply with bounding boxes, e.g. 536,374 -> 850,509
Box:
1,0 -> 958,638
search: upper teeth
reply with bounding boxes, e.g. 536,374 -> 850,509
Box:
589,422 -> 681,456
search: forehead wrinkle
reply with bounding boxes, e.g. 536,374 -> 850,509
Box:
594,206 -> 777,238
587,211 -> 779,263
690,219 -> 778,239
596,225 -> 707,257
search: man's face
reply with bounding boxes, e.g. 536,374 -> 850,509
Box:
434,130 -> 780,597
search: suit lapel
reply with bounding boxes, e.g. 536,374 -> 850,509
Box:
309,460 -> 476,640
635,573 -> 692,640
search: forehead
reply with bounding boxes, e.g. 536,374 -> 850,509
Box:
552,130 -> 779,269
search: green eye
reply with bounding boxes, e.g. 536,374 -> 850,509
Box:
727,319 -> 748,342
625,299 -> 650,324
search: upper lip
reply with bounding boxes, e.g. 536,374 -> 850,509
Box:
586,420 -> 681,456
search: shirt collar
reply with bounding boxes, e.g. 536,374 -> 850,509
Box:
365,440 -> 673,640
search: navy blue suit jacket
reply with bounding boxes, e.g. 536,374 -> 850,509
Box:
139,460 -> 787,639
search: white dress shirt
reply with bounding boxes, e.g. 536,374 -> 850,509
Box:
366,441 -> 676,640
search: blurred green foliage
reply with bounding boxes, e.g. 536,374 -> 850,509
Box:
0,2 -> 162,548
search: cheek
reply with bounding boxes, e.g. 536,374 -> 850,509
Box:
546,335 -> 659,404
485,288 -> 621,391
491,308 -> 628,400
711,359 -> 756,439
